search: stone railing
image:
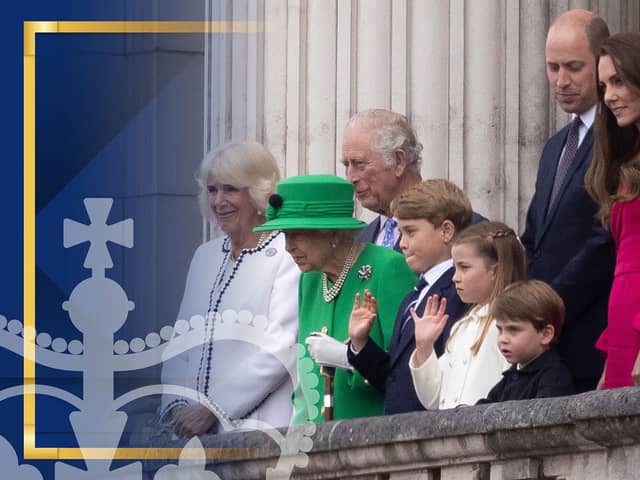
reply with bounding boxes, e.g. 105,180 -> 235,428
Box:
144,387 -> 640,479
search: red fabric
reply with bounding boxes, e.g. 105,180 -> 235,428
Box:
601,196 -> 640,388
595,327 -> 608,353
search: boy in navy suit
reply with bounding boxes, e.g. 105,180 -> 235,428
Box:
347,179 -> 472,414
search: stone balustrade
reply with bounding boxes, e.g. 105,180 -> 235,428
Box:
143,386 -> 640,479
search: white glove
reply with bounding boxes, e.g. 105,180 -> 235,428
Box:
304,332 -> 353,370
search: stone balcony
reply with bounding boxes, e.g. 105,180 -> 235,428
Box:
143,387 -> 640,479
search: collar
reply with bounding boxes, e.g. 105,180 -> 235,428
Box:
506,349 -> 559,375
575,104 -> 596,130
421,259 -> 454,287
379,215 -> 393,228
471,303 -> 490,318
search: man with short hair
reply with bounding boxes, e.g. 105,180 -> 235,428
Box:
341,109 -> 423,250
520,9 -> 615,392
342,109 -> 485,250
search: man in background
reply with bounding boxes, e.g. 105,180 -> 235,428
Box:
341,109 -> 423,251
520,9 -> 615,392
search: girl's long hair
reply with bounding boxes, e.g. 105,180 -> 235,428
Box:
449,221 -> 528,356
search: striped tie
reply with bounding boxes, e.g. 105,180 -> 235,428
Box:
548,116 -> 582,213
399,277 -> 429,336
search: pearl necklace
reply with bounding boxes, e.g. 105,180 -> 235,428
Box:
322,242 -> 358,303
257,231 -> 270,247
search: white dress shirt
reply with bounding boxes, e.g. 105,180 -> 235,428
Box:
415,259 -> 454,307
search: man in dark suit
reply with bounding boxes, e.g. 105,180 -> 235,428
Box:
520,9 -> 615,392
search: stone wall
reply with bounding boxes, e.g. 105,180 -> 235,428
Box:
145,387 -> 640,479
204,0 -> 640,230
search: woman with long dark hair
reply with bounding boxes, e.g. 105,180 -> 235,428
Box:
586,32 -> 640,388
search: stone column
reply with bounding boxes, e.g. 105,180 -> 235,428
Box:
306,0 -> 337,173
462,0 -> 505,220
203,0 -> 640,230
355,0 -> 392,111
410,0 -> 451,181
518,0 -> 549,228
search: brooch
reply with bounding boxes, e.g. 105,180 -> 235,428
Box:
265,247 -> 277,257
357,264 -> 372,280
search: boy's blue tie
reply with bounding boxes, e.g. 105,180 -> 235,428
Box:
398,277 -> 429,336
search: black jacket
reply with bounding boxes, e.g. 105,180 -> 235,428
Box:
477,349 -> 574,404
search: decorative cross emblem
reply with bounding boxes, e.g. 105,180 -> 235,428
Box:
63,198 -> 133,275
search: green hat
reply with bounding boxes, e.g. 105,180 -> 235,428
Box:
254,174 -> 368,231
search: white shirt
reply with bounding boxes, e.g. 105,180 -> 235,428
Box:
576,104 -> 596,146
415,259 -> 454,308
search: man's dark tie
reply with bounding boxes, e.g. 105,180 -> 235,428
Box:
548,116 -> 582,212
398,277 -> 429,336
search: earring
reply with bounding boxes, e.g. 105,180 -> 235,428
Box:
331,239 -> 338,249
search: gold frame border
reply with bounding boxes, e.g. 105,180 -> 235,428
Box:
23,20 -> 263,461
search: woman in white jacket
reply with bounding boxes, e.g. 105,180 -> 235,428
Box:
160,142 -> 299,436
409,222 -> 527,409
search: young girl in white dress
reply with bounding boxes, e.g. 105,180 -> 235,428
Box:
409,221 -> 527,409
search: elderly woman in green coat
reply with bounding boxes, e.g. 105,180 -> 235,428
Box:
256,174 -> 416,423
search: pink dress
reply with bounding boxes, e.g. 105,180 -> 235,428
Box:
595,195 -> 640,388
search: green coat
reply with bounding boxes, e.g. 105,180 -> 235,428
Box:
293,243 -> 417,423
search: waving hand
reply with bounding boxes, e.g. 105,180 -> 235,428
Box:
412,294 -> 448,367
348,290 -> 378,351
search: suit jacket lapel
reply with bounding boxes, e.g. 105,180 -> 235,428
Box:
389,304 -> 417,368
357,216 -> 381,244
388,291 -> 415,355
535,125 -> 566,246
539,128 -> 594,243
356,216 -> 402,252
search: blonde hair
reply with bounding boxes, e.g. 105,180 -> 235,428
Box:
391,179 -> 472,233
491,280 -> 565,344
196,141 -> 281,221
450,221 -> 528,356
